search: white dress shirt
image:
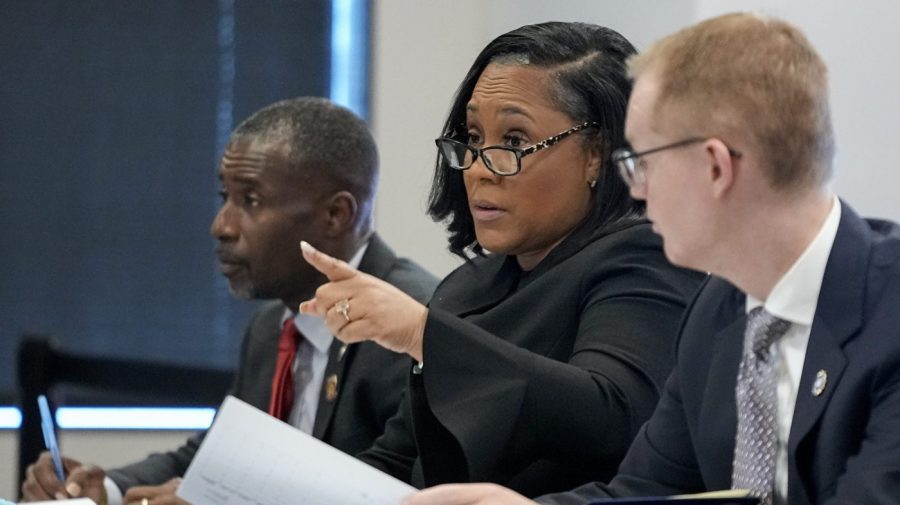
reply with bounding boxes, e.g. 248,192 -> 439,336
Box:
281,241 -> 367,433
744,196 -> 840,504
104,242 -> 368,505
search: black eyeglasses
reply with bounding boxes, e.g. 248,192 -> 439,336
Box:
612,137 -> 742,189
435,121 -> 599,176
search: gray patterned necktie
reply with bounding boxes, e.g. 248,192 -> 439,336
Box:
731,307 -> 791,505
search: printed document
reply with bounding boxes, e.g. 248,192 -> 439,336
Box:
178,395 -> 416,505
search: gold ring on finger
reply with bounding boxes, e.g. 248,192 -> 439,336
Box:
335,299 -> 351,323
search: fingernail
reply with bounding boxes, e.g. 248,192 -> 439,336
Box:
65,482 -> 82,496
300,241 -> 314,255
298,302 -> 308,314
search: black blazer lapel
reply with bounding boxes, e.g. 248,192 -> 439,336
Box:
696,309 -> 746,488
429,218 -> 647,317
429,254 -> 519,317
788,321 -> 848,444
311,339 -> 348,440
786,203 -> 869,503
357,233 -> 395,280
789,203 -> 868,445
309,236 -> 392,440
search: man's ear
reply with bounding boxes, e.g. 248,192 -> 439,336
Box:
706,139 -> 737,199
324,190 -> 358,237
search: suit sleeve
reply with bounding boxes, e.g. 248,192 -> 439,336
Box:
355,387 -> 420,483
534,367 -> 704,503
419,238 -> 703,486
106,310 -> 261,492
826,332 -> 900,503
106,432 -> 203,491
536,280 -> 713,504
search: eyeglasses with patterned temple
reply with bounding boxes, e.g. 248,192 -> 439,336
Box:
434,121 -> 599,177
612,137 -> 742,189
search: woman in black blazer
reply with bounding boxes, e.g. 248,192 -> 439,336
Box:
300,21 -> 705,498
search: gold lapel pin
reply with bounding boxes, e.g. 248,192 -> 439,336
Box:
812,369 -> 827,397
325,374 -> 339,402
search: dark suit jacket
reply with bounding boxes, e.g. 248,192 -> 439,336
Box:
540,203 -> 900,505
107,234 -> 438,491
358,218 -> 705,498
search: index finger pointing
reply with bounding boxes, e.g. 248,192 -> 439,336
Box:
300,241 -> 356,281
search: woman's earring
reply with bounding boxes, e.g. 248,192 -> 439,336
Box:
588,180 -> 598,189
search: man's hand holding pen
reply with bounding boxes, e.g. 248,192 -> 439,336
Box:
21,450 -> 108,504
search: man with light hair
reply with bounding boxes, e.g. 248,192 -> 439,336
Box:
404,12 -> 900,505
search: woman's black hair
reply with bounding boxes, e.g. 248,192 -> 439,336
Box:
427,21 -> 642,259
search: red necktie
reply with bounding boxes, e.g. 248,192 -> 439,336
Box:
269,319 -> 301,421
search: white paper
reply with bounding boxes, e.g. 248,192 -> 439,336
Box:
21,500 -> 96,505
178,395 -> 416,505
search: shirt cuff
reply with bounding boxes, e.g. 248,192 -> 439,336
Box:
104,476 -> 123,505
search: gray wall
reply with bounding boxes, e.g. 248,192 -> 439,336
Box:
371,0 -> 900,277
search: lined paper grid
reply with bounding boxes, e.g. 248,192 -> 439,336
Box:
178,396 -> 415,505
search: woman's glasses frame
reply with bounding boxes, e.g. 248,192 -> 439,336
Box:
435,121 -> 599,177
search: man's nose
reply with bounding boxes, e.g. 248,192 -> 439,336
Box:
210,203 -> 237,240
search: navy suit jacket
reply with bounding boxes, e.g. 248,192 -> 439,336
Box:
540,202 -> 900,505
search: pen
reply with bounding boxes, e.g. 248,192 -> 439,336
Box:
37,394 -> 66,482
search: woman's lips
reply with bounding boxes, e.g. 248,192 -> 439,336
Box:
471,201 -> 506,222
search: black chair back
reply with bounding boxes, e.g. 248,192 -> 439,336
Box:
17,333 -> 234,493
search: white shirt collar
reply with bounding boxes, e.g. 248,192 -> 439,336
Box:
280,240 -> 370,353
746,195 -> 841,325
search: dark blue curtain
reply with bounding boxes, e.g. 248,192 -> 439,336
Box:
0,0 -> 334,402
